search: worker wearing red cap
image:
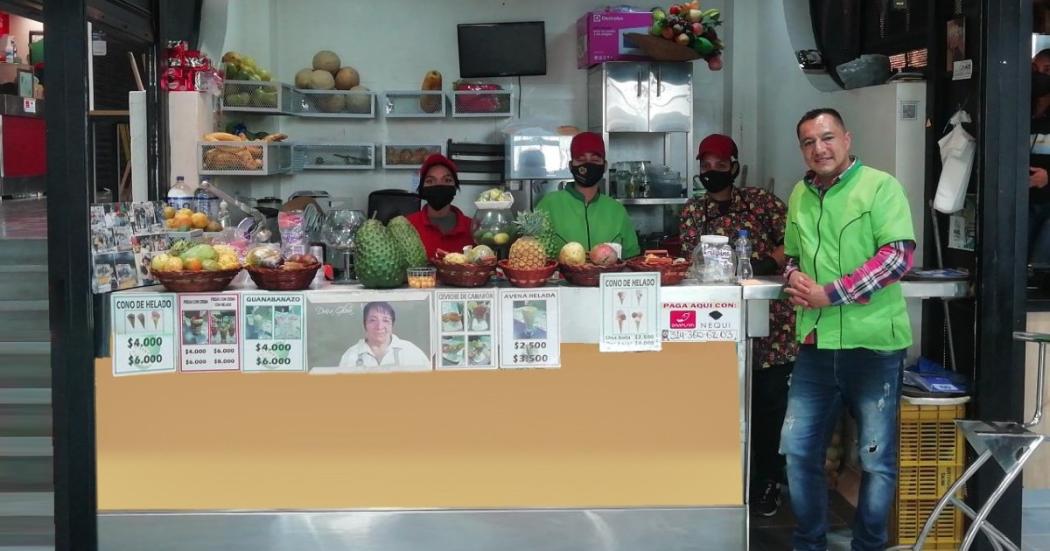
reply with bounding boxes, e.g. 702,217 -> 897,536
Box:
679,133 -> 796,517
406,153 -> 475,259
534,132 -> 640,258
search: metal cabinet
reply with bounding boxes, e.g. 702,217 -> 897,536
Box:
588,62 -> 692,133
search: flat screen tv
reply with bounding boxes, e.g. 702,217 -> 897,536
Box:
457,21 -> 547,78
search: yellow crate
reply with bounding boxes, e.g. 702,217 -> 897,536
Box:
891,401 -> 966,550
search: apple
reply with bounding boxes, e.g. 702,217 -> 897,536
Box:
688,9 -> 703,22
675,33 -> 691,46
669,5 -> 680,15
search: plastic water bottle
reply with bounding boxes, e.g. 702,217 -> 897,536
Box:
4,41 -> 13,64
735,230 -> 753,281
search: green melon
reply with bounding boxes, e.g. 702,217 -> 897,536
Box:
388,216 -> 429,268
354,219 -> 406,288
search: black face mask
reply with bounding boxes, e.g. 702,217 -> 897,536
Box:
419,186 -> 456,210
570,162 -> 605,188
1034,71 -> 1050,105
696,170 -> 735,195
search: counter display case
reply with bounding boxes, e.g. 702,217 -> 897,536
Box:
96,278 -> 966,549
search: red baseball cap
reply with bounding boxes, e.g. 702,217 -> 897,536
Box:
696,134 -> 738,161
418,153 -> 460,189
570,131 -> 606,159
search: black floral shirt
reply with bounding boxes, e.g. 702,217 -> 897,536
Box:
678,187 -> 798,369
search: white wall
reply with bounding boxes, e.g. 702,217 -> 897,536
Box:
8,13 -> 42,64
205,0 -> 726,212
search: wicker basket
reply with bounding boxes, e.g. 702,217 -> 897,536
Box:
151,268 -> 242,293
246,264 -> 320,291
558,261 -> 626,287
624,33 -> 702,62
433,257 -> 497,287
498,260 -> 558,288
626,258 -> 691,286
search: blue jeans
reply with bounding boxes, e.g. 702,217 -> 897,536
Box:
779,345 -> 905,551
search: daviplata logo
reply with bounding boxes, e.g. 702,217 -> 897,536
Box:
670,310 -> 696,329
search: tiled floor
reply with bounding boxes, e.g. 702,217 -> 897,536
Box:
752,488 -> 1050,550
0,198 -> 47,239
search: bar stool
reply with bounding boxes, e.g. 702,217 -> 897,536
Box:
903,331 -> 1048,551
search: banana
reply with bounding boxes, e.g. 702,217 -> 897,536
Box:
262,133 -> 288,143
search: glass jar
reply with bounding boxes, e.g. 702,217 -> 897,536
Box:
690,234 -> 736,283
472,208 -> 518,259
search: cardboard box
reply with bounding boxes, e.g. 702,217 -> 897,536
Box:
576,10 -> 653,69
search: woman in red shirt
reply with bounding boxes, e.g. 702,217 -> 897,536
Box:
406,154 -> 475,259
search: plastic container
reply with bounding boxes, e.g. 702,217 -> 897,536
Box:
691,235 -> 735,283
890,399 -> 967,549
167,176 -> 195,210
407,266 -> 437,288
472,209 -> 517,260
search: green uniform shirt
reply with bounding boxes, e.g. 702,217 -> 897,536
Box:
784,160 -> 915,350
535,187 -> 641,258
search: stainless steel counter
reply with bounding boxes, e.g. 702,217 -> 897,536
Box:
741,276 -> 970,300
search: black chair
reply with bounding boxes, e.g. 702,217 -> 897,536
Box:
367,189 -> 420,224
446,140 -> 506,187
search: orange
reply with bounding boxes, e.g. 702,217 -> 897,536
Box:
162,206 -> 176,220
184,258 -> 203,272
164,218 -> 179,229
190,212 -> 209,229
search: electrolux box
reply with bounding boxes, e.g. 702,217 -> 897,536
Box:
576,10 -> 653,69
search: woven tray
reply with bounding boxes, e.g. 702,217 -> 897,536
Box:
152,268 -> 242,293
246,264 -> 321,291
626,258 -> 691,286
433,257 -> 497,287
624,33 -> 701,62
498,260 -> 558,288
558,261 -> 626,287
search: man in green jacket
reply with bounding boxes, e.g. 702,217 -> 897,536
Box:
535,132 -> 640,259
779,108 -> 915,551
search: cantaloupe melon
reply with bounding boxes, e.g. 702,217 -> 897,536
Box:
294,68 -> 314,89
312,50 -> 341,74
334,67 -> 360,90
309,69 -> 336,91
346,85 -> 371,113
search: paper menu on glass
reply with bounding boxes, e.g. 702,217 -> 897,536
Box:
436,289 -> 498,370
660,285 -> 742,342
499,288 -> 560,369
178,293 -> 240,372
599,272 -> 661,352
241,293 -> 306,372
111,292 -> 177,376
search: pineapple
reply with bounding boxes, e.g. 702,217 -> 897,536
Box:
508,211 -> 550,269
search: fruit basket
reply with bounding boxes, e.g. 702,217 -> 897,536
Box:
559,261 -> 627,287
199,141 -> 294,176
499,260 -> 558,288
433,255 -> 498,287
151,268 -> 242,293
246,264 -> 320,291
626,257 -> 691,285
292,88 -> 376,118
221,80 -> 294,113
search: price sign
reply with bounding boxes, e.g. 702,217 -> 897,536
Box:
499,288 -> 560,369
241,293 -> 305,372
660,285 -> 742,342
178,293 -> 240,372
111,293 -> 177,376
436,289 -> 498,371
599,272 -> 661,352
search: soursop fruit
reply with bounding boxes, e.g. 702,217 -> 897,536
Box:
354,218 -> 407,288
388,215 -> 429,268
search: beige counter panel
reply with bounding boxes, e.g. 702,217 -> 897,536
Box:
96,342 -> 743,511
